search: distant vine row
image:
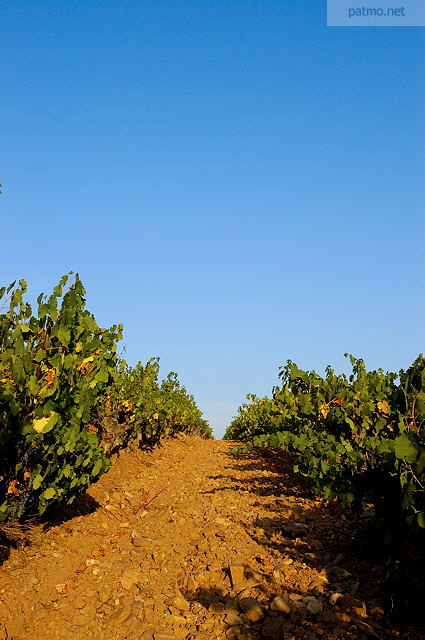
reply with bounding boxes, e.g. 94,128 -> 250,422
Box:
225,355 -> 425,542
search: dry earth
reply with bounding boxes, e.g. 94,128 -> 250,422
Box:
0,437 -> 423,640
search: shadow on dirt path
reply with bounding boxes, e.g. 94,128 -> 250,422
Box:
0,438 -> 423,640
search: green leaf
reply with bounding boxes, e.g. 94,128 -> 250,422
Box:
95,369 -> 109,383
320,459 -> 329,473
417,449 -> 425,474
394,433 -> 418,464
32,474 -> 43,490
57,326 -> 71,346
92,459 -> 103,476
28,376 -> 39,395
43,487 -> 56,500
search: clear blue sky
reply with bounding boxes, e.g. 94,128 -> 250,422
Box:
1,1 -> 424,437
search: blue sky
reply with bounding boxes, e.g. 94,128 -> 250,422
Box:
1,1 -> 424,437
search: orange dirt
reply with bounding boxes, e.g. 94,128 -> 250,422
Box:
0,436 -> 422,640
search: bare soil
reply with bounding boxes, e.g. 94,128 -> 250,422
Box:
0,436 -> 423,640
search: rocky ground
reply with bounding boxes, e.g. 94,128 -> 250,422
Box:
0,436 -> 423,640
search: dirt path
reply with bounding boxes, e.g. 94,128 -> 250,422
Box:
0,437 -> 421,640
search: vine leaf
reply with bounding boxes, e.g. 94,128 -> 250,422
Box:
394,433 -> 418,464
32,412 -> 59,434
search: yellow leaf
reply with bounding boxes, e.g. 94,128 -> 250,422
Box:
75,342 -> 83,353
377,401 -> 390,414
152,413 -> 159,420
32,411 -> 58,433
33,416 -> 50,432
320,403 -> 330,419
